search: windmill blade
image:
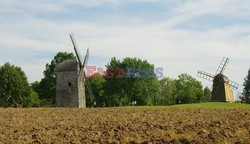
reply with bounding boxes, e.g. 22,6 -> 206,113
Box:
228,79 -> 239,90
70,33 -> 83,68
197,70 -> 214,82
82,48 -> 89,68
216,57 -> 229,74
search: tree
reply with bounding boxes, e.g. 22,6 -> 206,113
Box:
86,73 -> 106,107
30,81 -> 42,106
0,63 -> 39,107
104,57 -> 161,106
242,68 -> 250,103
201,86 -> 211,102
31,81 -> 41,97
26,89 -> 41,107
159,77 -> 176,105
174,73 -> 203,104
33,52 -> 75,105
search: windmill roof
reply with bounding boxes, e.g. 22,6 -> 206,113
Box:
214,74 -> 229,83
54,59 -> 79,72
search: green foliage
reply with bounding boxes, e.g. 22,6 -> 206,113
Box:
167,102 -> 250,109
39,76 -> 56,105
174,73 -> 203,104
44,52 -> 75,77
31,81 -> 49,106
159,77 -> 176,105
86,73 -> 106,107
104,57 -> 161,106
26,89 -> 41,107
32,52 -> 75,106
122,102 -> 250,109
31,81 -> 41,96
0,63 -> 38,107
201,86 -> 211,102
242,68 -> 250,103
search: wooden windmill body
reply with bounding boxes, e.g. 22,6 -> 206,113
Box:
197,57 -> 239,102
54,34 -> 93,108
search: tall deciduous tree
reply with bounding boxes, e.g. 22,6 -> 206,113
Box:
174,73 -> 203,104
242,68 -> 250,103
86,73 -> 106,107
159,77 -> 176,105
0,63 -> 39,107
105,57 -> 161,106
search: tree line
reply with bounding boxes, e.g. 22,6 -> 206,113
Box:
0,52 -> 249,107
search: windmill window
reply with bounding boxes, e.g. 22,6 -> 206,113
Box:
68,82 -> 72,87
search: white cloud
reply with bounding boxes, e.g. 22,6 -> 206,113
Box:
157,0 -> 250,28
61,0 -> 164,7
0,0 -> 164,13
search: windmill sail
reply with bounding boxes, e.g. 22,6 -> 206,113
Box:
70,33 -> 83,68
228,79 -> 239,90
83,48 -> 89,68
82,48 -> 94,105
216,57 -> 229,74
83,72 -> 94,105
197,70 -> 214,82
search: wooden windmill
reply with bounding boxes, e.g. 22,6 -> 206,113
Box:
197,57 -> 239,102
54,34 -> 93,108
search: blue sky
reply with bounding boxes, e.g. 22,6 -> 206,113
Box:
0,0 -> 250,99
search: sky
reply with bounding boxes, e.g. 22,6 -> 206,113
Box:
0,0 -> 249,99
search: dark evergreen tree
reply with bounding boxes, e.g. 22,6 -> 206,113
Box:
201,86 -> 211,102
242,68 -> 250,103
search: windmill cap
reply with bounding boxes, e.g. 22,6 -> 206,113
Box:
214,74 -> 230,83
54,59 -> 80,72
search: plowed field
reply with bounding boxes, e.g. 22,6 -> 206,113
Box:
0,108 -> 249,144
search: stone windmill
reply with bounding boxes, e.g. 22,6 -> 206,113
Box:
197,57 -> 239,102
54,34 -> 93,108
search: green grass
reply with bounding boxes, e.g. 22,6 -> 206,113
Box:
122,102 -> 250,109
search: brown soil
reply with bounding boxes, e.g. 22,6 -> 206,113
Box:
0,108 -> 249,144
